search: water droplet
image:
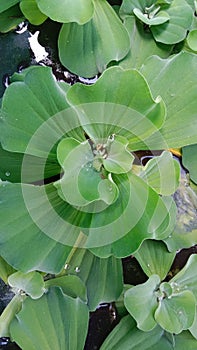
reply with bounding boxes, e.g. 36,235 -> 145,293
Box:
178,310 -> 183,315
109,186 -> 113,192
75,266 -> 80,273
5,171 -> 10,177
64,263 -> 70,270
147,263 -> 150,267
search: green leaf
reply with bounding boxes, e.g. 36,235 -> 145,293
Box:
67,66 -> 166,149
0,256 -> 15,283
103,136 -> 134,174
36,0 -> 94,24
182,144 -> 197,184
0,0 -> 19,13
140,52 -> 197,148
10,287 -> 89,350
151,0 -> 193,44
54,138 -> 119,208
170,254 -> 197,301
0,143 -> 61,183
0,182 -> 72,273
0,294 -> 24,337
187,30 -> 197,51
140,151 -> 180,195
124,275 -> 160,331
189,307 -> 197,339
100,315 -> 174,350
90,173 -> 176,257
58,0 -> 130,77
119,16 -> 172,70
62,249 -> 123,311
133,8 -> 170,26
0,66 -> 68,154
174,331 -> 197,349
0,5 -> 24,33
8,271 -> 45,299
20,0 -> 47,25
155,290 -> 196,333
45,275 -> 87,303
134,240 -> 176,280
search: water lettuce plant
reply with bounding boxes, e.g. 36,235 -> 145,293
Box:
0,0 -> 197,349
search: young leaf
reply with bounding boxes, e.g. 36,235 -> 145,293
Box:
170,254 -> 197,301
10,287 -> 89,350
140,151 -> 180,195
8,271 -> 45,299
155,290 -> 196,334
151,0 -> 193,44
124,275 -> 160,331
119,16 -> 172,70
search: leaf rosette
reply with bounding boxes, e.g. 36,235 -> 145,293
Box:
0,65 -> 179,272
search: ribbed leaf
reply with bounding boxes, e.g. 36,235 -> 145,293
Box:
140,151 -> 180,195
0,182 -> 72,273
58,0 -> 130,77
60,249 -> 123,311
140,52 -> 197,148
10,287 -> 89,350
100,315 -> 174,350
134,240 -> 175,280
119,16 -> 172,70
124,275 -> 160,331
